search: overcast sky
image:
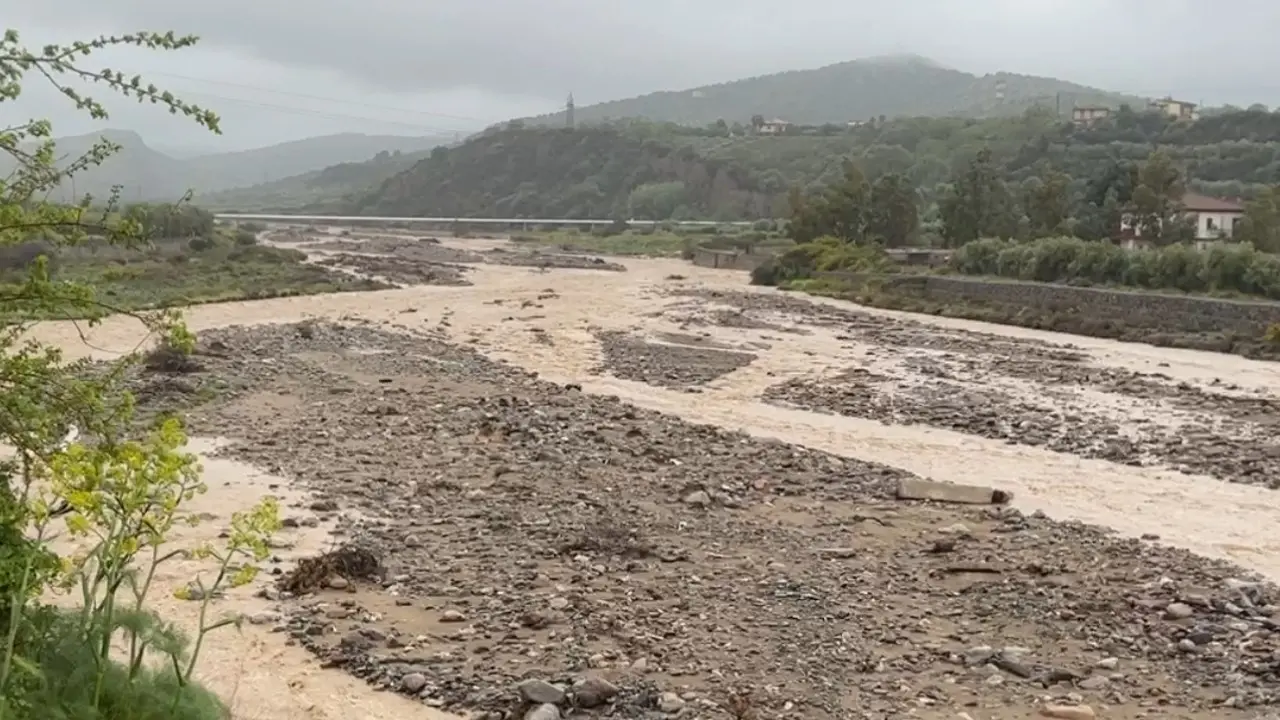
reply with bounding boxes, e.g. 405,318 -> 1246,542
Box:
9,0 -> 1280,153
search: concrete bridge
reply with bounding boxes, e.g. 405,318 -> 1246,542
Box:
214,213 -> 757,230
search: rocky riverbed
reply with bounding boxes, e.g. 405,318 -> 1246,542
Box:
654,286 -> 1280,488
315,253 -> 473,286
763,369 -> 1280,487
304,235 -> 627,272
592,330 -> 758,390
119,320 -> 1280,720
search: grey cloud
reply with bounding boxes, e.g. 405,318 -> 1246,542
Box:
12,0 -> 1280,132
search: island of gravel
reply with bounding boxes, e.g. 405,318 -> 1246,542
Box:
662,288 -> 1280,489
592,330 -> 757,391
122,319 -> 1280,720
287,233 -> 628,286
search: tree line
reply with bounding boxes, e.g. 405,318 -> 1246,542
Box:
784,143 -> 1280,253
387,103 -> 1280,227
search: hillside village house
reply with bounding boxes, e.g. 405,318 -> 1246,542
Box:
1150,97 -> 1199,121
758,118 -> 792,135
1071,105 -> 1112,126
1118,192 -> 1245,250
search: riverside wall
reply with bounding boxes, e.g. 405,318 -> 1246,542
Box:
826,273 -> 1280,336
690,248 -> 773,272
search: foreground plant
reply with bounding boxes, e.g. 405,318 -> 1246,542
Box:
0,26 -> 280,719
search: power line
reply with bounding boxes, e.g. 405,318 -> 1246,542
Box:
146,70 -> 489,124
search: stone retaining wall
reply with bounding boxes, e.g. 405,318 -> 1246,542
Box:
691,248 -> 773,271
821,272 -> 1280,336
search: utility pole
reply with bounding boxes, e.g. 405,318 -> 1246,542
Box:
565,93 -> 575,129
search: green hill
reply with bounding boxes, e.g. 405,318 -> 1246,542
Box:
338,108 -> 1280,224
527,55 -> 1142,127
197,149 -> 432,212
0,130 -> 452,203
349,127 -> 776,220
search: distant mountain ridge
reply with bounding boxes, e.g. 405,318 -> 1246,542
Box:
527,55 -> 1144,127
198,147 -> 438,212
1,130 -> 452,203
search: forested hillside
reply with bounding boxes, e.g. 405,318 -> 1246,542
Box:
351,127 -> 776,219
524,55 -> 1140,127
198,149 -> 430,212
679,106 -> 1280,200
343,107 -> 1280,225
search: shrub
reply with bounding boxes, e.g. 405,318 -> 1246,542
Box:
750,237 -> 889,286
950,236 -> 1280,300
750,260 -> 782,286
234,229 -> 257,246
0,416 -> 280,718
12,610 -> 229,720
950,238 -> 1010,276
0,241 -> 54,273
186,235 -> 215,252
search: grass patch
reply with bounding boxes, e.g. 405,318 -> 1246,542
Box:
510,230 -> 689,256
0,233 -> 389,321
780,276 -> 862,295
510,228 -> 792,258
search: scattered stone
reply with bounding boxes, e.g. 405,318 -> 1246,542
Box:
402,673 -> 428,694
895,477 -> 1011,505
681,490 -> 711,507
1078,675 -> 1109,690
440,609 -> 466,623
1040,705 -> 1095,720
524,703 -> 560,720
573,676 -> 618,708
657,692 -> 686,714
817,547 -> 858,559
517,679 -> 566,705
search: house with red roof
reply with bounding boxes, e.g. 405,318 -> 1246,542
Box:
1118,192 -> 1246,249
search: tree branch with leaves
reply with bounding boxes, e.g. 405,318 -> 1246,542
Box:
0,27 -> 280,719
